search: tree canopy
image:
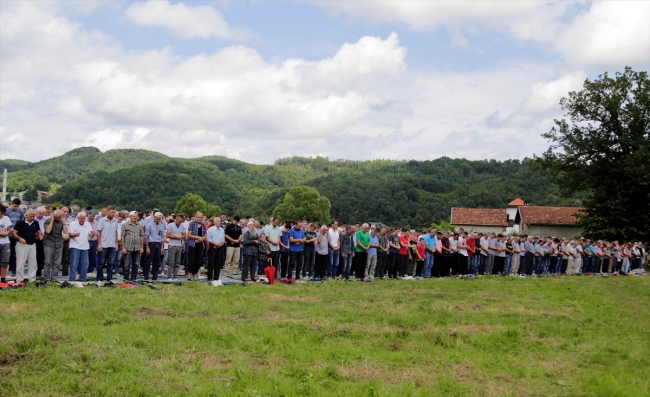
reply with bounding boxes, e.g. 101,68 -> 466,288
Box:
174,193 -> 221,218
272,186 -> 331,223
534,67 -> 650,241
22,188 -> 38,202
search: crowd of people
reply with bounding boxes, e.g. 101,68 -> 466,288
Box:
0,198 -> 648,285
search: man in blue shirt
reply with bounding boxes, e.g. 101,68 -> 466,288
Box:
143,212 -> 166,281
422,229 -> 437,278
96,206 -> 119,282
288,221 -> 305,279
5,198 -> 25,277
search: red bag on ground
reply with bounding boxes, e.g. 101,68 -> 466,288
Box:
264,259 -> 276,285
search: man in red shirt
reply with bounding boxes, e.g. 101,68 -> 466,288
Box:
465,232 -> 476,274
398,229 -> 411,277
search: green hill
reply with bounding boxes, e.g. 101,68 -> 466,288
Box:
3,147 -> 583,227
1,147 -> 171,191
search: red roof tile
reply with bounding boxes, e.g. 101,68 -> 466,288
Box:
451,208 -> 507,226
518,206 -> 582,225
508,198 -> 526,206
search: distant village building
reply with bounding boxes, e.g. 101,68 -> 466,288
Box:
451,198 -> 583,238
38,191 -> 52,200
450,208 -> 508,233
518,205 -> 583,238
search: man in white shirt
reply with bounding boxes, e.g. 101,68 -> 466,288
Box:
457,233 -> 468,275
328,220 -> 340,278
68,211 -> 93,282
206,218 -> 225,281
264,218 -> 283,276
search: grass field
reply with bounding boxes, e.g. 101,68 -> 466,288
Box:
1,276 -> 649,397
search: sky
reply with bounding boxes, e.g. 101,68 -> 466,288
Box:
1,0 -> 649,164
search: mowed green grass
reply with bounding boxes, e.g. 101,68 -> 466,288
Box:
1,276 -> 649,397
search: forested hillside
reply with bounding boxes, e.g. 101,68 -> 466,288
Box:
0,147 -> 170,192
3,147 -> 583,228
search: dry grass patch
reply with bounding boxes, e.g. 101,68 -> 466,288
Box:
453,363 -> 532,397
337,363 -> 432,386
2,302 -> 34,314
199,354 -> 233,369
137,306 -> 177,317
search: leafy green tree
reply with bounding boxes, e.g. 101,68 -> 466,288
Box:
272,186 -> 331,223
534,67 -> 650,241
430,220 -> 456,232
174,193 -> 221,218
23,188 -> 38,202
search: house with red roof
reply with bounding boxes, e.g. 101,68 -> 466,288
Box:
450,197 -> 583,238
517,205 -> 583,238
450,207 -> 508,233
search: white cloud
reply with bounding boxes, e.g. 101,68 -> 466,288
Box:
80,127 -> 151,152
557,1 -> 650,70
314,0 -> 650,70
483,71 -> 588,130
314,1 -> 569,43
523,72 -> 587,114
0,1 -> 618,165
124,0 -> 255,40
0,82 -> 36,105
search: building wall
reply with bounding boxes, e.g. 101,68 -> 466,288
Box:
524,225 -> 583,239
455,225 -> 506,233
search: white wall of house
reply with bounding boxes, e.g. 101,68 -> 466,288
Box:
455,225 -> 506,233
523,225 -> 584,239
505,224 -> 520,235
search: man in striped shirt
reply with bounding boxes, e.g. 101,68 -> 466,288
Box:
121,211 -> 144,282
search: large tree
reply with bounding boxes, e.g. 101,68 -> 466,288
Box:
174,193 -> 221,218
534,67 -> 650,241
272,186 -> 331,223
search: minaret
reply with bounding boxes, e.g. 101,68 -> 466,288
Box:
1,169 -> 7,202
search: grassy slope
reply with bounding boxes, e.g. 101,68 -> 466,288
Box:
1,277 -> 648,397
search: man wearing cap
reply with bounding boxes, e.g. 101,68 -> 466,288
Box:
96,206 -> 119,282
121,211 -> 144,282
144,212 -> 166,281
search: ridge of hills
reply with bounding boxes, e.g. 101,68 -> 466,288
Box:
0,147 -> 582,228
